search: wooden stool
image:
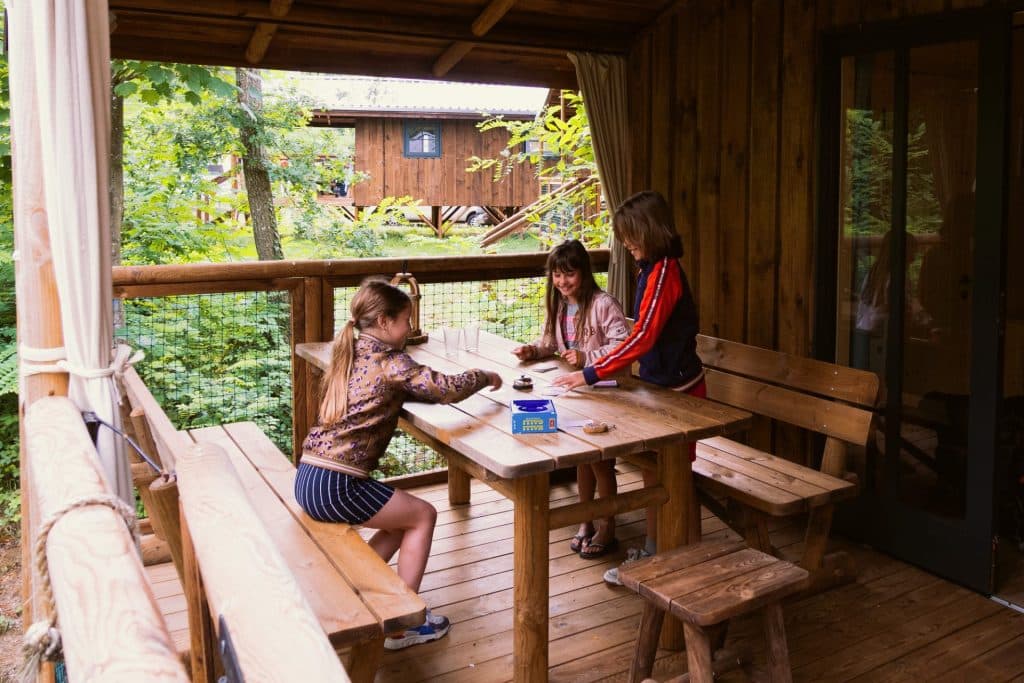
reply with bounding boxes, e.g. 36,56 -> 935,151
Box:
619,538 -> 808,683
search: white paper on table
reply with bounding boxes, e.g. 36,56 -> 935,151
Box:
532,363 -> 558,372
540,386 -> 567,396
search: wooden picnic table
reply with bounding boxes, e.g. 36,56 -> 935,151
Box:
296,330 -> 751,682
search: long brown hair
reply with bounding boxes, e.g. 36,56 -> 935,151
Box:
319,278 -> 410,424
543,239 -> 602,343
612,190 -> 683,261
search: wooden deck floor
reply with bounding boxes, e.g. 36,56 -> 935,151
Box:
147,463 -> 1024,682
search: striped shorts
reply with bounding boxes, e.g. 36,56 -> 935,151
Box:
294,463 -> 395,524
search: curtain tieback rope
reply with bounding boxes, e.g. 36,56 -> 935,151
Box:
19,343 -> 144,379
21,494 -> 139,682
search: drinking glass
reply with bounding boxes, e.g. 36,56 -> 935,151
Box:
443,326 -> 460,358
462,322 -> 480,352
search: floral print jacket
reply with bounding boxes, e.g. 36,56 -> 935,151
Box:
302,334 -> 489,476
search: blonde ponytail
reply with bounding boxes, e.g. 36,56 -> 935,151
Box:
317,278 -> 411,426
319,319 -> 357,424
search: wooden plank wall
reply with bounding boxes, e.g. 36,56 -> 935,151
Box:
628,0 -> 993,455
628,0 -> 992,357
352,118 -> 538,207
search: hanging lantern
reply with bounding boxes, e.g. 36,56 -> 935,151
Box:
390,270 -> 428,345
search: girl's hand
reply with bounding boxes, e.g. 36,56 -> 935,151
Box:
511,345 -> 535,361
484,371 -> 503,391
552,371 -> 586,390
561,349 -> 584,368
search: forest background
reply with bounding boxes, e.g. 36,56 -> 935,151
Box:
0,29 -> 607,539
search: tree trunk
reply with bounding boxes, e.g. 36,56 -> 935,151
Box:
236,68 -> 283,261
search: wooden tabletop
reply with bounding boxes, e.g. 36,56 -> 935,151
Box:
295,330 -> 751,480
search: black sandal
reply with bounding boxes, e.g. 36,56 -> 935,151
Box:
579,536 -> 619,559
569,533 -> 592,553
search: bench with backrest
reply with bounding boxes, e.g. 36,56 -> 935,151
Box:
693,335 -> 879,590
117,366 -> 425,682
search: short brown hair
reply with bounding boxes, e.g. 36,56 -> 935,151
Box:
612,190 -> 682,261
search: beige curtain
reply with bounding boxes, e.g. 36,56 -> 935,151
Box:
9,0 -> 131,502
568,52 -> 633,308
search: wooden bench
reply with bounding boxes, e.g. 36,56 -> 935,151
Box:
620,538 -> 808,683
693,335 -> 879,590
118,367 -> 425,682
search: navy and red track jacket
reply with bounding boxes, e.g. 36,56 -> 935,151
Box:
582,257 -> 702,388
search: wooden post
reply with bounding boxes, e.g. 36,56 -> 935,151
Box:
761,602 -> 793,683
149,474 -> 185,583
657,441 -> 692,650
630,602 -> 665,683
24,398 -> 188,681
447,463 -> 471,505
181,511 -> 218,683
513,473 -> 548,682
682,622 -> 714,683
9,9 -> 69,673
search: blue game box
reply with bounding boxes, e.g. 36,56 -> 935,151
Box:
510,399 -> 558,434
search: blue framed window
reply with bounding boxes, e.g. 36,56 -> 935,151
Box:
403,121 -> 442,158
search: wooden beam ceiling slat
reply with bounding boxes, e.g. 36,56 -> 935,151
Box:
433,0 -> 516,78
245,0 -> 293,64
433,41 -> 476,78
471,0 -> 516,36
108,0 -> 633,53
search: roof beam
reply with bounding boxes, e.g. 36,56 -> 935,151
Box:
245,0 -> 292,64
109,1 -> 630,55
432,0 -> 516,78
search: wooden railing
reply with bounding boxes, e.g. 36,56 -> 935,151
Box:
23,398 -> 189,681
112,251 -> 610,460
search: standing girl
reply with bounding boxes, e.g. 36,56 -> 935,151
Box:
552,191 -> 705,585
511,239 -> 630,558
296,278 -> 502,649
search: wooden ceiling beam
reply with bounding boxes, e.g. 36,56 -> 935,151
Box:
245,0 -> 292,64
471,0 -> 516,36
110,34 -> 579,88
433,0 -> 516,78
432,42 -> 475,78
108,0 -> 631,54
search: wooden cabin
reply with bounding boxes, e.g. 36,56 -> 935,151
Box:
299,75 -> 548,229
11,1 -> 1024,681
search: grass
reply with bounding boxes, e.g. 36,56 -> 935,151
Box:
282,224 -> 541,259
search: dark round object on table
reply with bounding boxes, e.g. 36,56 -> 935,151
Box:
512,375 -> 533,391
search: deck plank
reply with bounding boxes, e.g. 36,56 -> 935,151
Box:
146,465 -> 1024,682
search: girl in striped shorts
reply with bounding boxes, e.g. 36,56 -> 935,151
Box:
296,278 -> 502,649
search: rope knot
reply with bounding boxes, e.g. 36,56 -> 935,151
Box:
23,621 -> 61,661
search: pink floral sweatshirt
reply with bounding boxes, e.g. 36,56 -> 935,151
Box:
529,291 -> 630,366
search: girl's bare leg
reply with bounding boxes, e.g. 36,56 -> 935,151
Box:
362,489 -> 438,592
590,460 -> 618,545
576,464 -> 596,539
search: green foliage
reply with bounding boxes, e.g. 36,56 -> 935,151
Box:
466,91 -> 608,249
844,111 -> 941,237
120,292 -> 293,452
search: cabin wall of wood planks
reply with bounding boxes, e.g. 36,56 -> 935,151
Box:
352,117 -> 539,207
627,0 -> 990,357
628,0 -> 993,457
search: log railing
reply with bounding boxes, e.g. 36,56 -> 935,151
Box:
23,397 -> 189,682
112,251 -> 611,463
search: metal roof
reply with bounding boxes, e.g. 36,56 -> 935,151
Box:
275,74 -> 550,117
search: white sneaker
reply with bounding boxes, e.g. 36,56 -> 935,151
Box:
603,547 -> 652,586
383,612 -> 451,650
